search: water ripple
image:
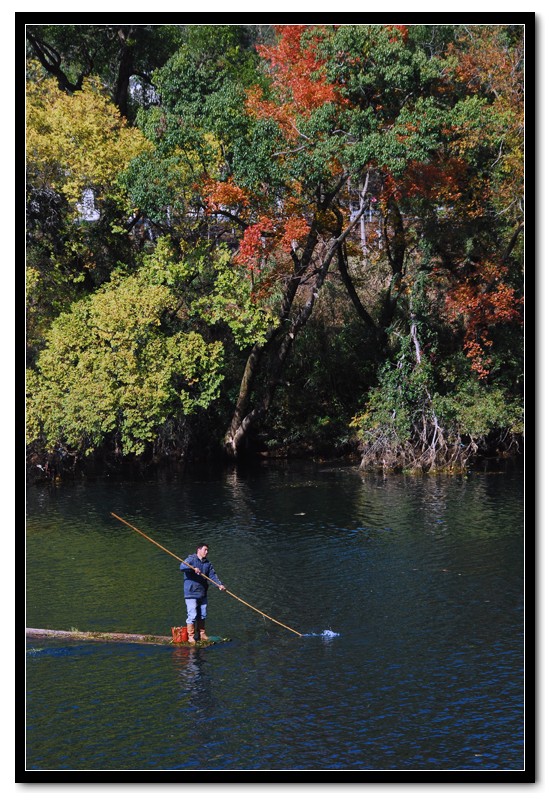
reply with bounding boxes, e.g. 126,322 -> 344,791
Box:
25,466 -> 525,771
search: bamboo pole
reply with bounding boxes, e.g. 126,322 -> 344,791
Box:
110,512 -> 303,637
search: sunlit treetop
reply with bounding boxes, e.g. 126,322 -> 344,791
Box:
27,64 -> 151,209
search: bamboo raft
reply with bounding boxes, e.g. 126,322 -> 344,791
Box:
26,627 -> 229,647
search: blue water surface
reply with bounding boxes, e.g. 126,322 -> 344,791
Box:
25,463 -> 525,773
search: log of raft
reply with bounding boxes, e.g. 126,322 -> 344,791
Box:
26,627 -> 228,647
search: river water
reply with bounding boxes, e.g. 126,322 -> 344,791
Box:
24,461 -> 525,775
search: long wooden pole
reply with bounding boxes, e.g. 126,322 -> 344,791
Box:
110,512 -> 303,637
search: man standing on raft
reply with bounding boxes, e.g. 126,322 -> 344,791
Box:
181,543 -> 225,643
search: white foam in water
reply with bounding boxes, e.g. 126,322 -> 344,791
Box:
303,629 -> 340,638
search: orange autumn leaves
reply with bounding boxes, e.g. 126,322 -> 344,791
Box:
203,176 -> 310,281
203,177 -> 250,215
445,261 -> 522,378
205,25 -> 522,377
248,24 -> 345,133
234,215 -> 310,291
203,26 -> 339,286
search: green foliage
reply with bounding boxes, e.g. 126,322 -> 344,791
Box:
351,338 -> 523,460
432,381 -> 523,439
350,344 -> 433,446
122,27 -> 264,225
231,116 -> 286,193
26,24 -> 524,470
188,247 -> 279,349
121,149 -> 193,224
145,25 -> 260,154
26,24 -> 185,119
27,265 -> 224,456
154,24 -> 260,111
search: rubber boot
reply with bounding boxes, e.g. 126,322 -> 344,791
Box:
186,624 -> 196,644
199,619 -> 209,641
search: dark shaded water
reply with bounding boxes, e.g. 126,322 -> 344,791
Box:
25,462 -> 525,772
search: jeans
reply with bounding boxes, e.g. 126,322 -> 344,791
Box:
185,597 -> 207,623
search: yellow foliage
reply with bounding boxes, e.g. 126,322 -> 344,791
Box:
26,66 -> 152,206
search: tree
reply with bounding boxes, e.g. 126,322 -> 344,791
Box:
119,24 -> 523,463
26,23 -> 524,472
203,24 -> 474,457
440,25 -> 524,379
26,241 -> 225,461
26,24 -> 184,120
26,64 -> 152,361
346,24 -> 524,469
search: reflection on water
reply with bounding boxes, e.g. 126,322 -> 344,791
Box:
25,463 -> 525,772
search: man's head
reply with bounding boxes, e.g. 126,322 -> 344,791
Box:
196,543 -> 209,560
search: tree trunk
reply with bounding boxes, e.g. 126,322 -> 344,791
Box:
113,27 -> 136,119
336,243 -> 381,346
223,343 -> 268,458
224,204 -> 369,459
379,197 -> 406,330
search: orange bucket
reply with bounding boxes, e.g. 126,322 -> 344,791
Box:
171,626 -> 188,643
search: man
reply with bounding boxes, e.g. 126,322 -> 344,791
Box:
180,543 -> 226,643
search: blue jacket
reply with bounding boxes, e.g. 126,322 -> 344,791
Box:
180,554 -> 224,600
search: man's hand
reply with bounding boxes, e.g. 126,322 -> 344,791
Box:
219,585 -> 226,591
194,567 -> 201,574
